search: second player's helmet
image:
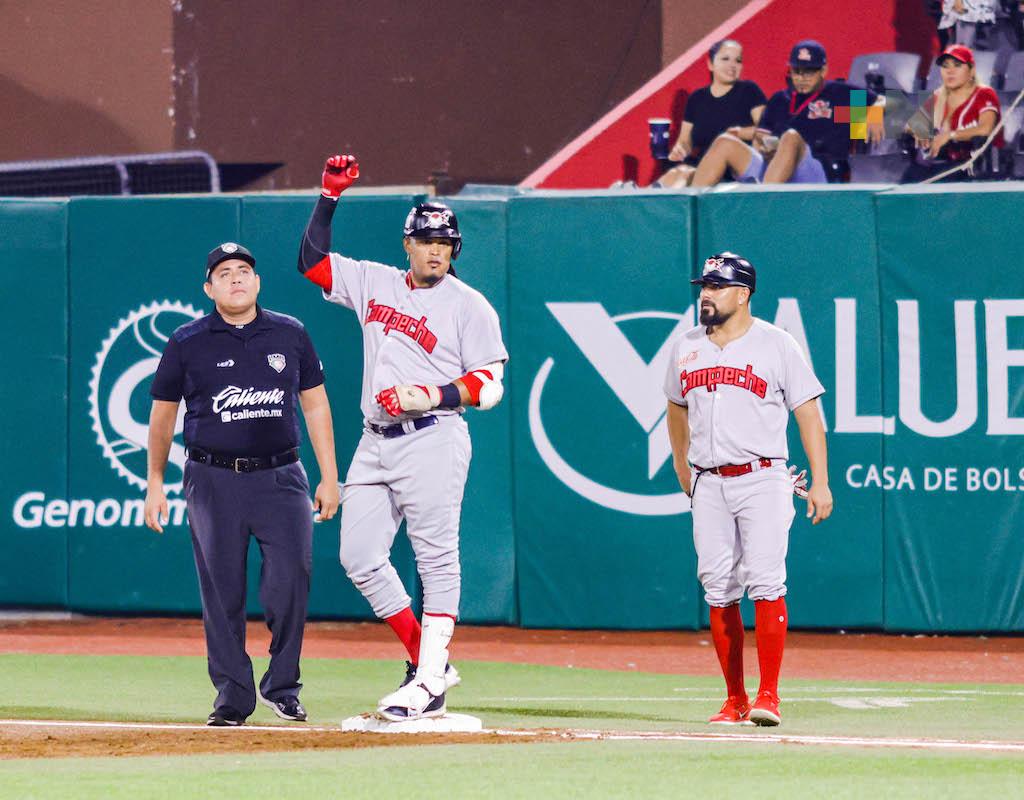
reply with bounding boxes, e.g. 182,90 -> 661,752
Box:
691,251 -> 756,294
403,202 -> 462,259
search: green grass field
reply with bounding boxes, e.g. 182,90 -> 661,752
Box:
3,654 -> 1022,798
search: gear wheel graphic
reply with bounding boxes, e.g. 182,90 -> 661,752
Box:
88,300 -> 203,494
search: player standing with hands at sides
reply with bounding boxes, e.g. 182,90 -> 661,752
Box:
296,155 -> 508,721
144,242 -> 339,726
664,253 -> 832,727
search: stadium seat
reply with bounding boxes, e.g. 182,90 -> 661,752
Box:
1001,51 -> 1024,92
848,52 -> 921,94
849,152 -> 908,183
923,50 -> 997,90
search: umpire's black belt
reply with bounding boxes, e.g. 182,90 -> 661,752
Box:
188,446 -> 299,473
368,415 -> 439,439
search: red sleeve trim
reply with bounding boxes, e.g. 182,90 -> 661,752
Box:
304,255 -> 333,291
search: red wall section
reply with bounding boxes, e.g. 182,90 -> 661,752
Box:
526,0 -> 934,189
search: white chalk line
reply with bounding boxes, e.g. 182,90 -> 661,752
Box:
3,719 -> 1024,753
480,696 -> 966,704
670,686 -> 1024,697
558,729 -> 1024,753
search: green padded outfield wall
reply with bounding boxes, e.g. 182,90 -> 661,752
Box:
65,197 -> 241,613
2,187 -> 1022,632
876,185 -> 1024,632
508,191 -> 701,629
0,200 -> 69,606
697,187 -> 885,629
439,196 -> 517,624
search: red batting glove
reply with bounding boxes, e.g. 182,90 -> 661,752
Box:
376,387 -> 403,417
322,154 -> 360,199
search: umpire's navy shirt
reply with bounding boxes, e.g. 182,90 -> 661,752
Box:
150,306 -> 324,457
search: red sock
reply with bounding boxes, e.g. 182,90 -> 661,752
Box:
754,597 -> 788,698
385,607 -> 421,664
708,604 -> 746,700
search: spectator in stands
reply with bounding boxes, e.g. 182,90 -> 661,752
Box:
926,1 -> 953,49
938,0 -> 997,49
657,39 -> 766,188
691,40 -> 885,187
903,44 -> 1004,180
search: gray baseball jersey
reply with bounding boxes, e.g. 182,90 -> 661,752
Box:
323,254 -> 508,425
663,318 -> 824,467
324,253 -> 507,620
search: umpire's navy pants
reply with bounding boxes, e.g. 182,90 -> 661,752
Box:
184,459 -> 313,717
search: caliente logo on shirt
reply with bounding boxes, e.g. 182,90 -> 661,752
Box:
212,385 -> 285,423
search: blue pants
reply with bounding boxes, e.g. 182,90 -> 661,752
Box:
184,459 -> 313,716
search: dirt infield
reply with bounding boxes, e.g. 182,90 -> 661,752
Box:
0,722 -> 537,759
2,616 -> 1022,683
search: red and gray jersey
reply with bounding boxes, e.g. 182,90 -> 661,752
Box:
323,253 -> 508,424
663,318 -> 824,467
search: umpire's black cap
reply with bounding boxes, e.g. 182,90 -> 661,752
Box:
691,252 -> 756,293
206,242 -> 256,279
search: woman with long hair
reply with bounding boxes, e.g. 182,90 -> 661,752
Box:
658,39 -> 766,188
904,43 -> 1003,180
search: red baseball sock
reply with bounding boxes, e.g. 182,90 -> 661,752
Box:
709,603 -> 746,700
385,607 -> 421,664
754,597 -> 788,698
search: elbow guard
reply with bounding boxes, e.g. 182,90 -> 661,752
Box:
460,362 -> 505,410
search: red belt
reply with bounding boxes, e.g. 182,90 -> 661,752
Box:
694,458 -> 774,477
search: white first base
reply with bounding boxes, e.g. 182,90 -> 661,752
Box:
341,712 -> 482,734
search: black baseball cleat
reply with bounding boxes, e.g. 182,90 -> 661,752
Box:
258,693 -> 308,721
206,707 -> 246,727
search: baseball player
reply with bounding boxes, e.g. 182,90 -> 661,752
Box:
664,252 -> 833,727
295,155 -> 508,721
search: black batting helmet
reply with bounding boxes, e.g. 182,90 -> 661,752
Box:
691,252 -> 756,294
403,202 -> 462,259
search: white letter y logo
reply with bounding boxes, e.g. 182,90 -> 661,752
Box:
547,303 -> 692,478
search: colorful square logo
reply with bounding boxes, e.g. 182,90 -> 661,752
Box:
834,90 -> 885,140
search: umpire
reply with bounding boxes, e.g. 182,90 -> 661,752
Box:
144,242 -> 339,726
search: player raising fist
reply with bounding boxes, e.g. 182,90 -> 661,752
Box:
296,155 -> 509,723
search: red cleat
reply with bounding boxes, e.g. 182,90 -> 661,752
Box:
749,691 -> 782,726
708,695 -> 752,725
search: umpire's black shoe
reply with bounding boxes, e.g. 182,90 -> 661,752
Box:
258,693 -> 308,721
206,707 -> 246,727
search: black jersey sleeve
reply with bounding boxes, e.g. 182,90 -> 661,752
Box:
297,196 -> 339,275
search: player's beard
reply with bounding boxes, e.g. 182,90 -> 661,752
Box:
699,302 -> 731,327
